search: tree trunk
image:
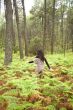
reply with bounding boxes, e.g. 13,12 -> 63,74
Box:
0,0 -> 1,14
71,20 -> 73,52
66,0 -> 71,51
43,0 -> 47,53
72,35 -> 73,52
60,2 -> 64,50
21,0 -> 28,56
13,0 -> 24,59
51,0 -> 55,54
4,0 -> 13,65
12,28 -> 16,53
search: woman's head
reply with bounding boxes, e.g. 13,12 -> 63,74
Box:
36,50 -> 44,61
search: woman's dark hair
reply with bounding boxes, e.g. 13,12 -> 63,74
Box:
36,50 -> 45,61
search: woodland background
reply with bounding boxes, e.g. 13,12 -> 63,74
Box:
0,0 -> 73,64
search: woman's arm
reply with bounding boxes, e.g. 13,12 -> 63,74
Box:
44,57 -> 50,69
29,61 -> 34,63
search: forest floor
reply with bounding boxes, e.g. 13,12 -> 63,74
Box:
0,53 -> 73,110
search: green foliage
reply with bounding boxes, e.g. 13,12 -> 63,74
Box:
46,53 -> 73,66
60,67 -> 68,75
68,97 -> 73,106
29,36 -> 43,54
0,53 -> 73,110
7,101 -> 33,110
7,78 -> 39,96
41,77 -> 71,97
68,67 -> 73,76
46,105 -> 56,110
60,108 -> 67,110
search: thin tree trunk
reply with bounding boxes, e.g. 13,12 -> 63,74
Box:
21,0 -> 28,56
12,28 -> 16,53
66,35 -> 69,50
0,0 -> 1,14
51,0 -> 55,54
43,0 -> 47,53
13,0 -> 24,59
72,35 -> 73,52
64,35 -> 66,56
66,0 -> 71,51
71,21 -> 73,52
4,0 -> 13,65
60,2 -> 64,50
71,2 -> 73,52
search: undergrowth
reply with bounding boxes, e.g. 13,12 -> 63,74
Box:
0,52 -> 73,110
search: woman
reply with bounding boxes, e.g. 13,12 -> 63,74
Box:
29,50 -> 51,77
